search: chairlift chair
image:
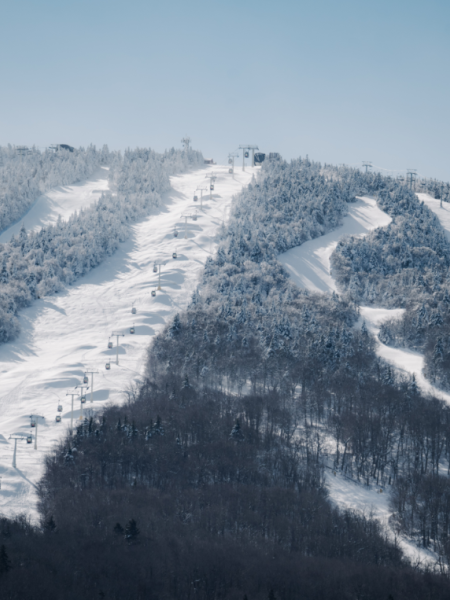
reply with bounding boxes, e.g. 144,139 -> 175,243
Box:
132,307 -> 137,315
55,415 -> 61,423
172,251 -> 177,259
105,362 -> 111,370
57,404 -> 63,412
26,435 -> 32,444
83,375 -> 88,384
153,265 -> 158,273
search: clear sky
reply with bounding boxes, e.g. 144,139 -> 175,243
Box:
1,0 -> 449,180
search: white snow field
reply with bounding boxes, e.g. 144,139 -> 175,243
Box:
0,163 -> 256,520
0,166 -> 110,244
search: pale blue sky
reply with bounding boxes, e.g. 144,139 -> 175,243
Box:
1,0 -> 449,180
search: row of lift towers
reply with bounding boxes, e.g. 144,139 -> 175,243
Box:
6,146 -> 263,471
6,165 -> 220,470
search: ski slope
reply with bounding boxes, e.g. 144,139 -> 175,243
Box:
0,166 -> 110,243
279,195 -> 442,567
0,163 -> 256,519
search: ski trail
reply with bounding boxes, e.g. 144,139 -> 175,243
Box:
279,194 -> 441,568
0,166 -> 110,243
0,164 -> 257,520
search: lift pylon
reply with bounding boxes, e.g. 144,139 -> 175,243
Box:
29,415 -> 45,450
111,331 -> 125,365
239,145 -> 259,170
9,433 -> 30,468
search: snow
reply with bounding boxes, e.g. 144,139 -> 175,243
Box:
279,196 -> 392,293
0,166 -> 110,244
0,164 -> 257,519
324,469 -> 437,568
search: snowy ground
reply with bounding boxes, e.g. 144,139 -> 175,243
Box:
279,195 -> 442,567
0,163 -> 257,520
0,166 -> 110,244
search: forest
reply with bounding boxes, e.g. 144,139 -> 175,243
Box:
1,156 -> 450,598
0,146 -> 203,343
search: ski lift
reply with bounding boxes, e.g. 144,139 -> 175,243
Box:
130,325 -> 135,334
132,307 -> 137,315
151,290 -> 156,297
105,362 -> 111,370
174,229 -> 179,238
108,340 -> 113,349
30,418 -> 36,428
244,151 -> 249,158
55,415 -> 61,423
228,168 -> 233,174
81,395 -> 86,404
172,251 -> 177,259
83,375 -> 88,384
193,195 -> 198,202
26,435 -> 32,444
228,158 -> 232,165
57,404 -> 63,412
153,265 -> 158,273
210,184 -> 214,191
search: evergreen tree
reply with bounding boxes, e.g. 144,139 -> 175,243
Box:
125,519 -> 140,543
0,545 -> 11,574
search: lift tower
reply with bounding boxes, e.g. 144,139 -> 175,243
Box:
181,136 -> 191,152
205,173 -> 217,200
228,152 -> 239,174
153,261 -> 167,289
9,434 -> 29,468
111,331 -> 125,365
362,162 -> 372,174
407,169 -> 417,190
239,145 -> 259,170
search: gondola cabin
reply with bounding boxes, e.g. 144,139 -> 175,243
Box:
174,230 -> 178,238
30,419 -> 36,428
57,404 -> 63,412
151,290 -> 156,297
83,375 -> 88,384
244,151 -> 249,158
172,252 -> 177,259
194,195 -> 198,202
105,362 -> 111,370
132,307 -> 137,315
210,184 -> 214,191
27,435 -> 32,444
55,415 -> 61,423
229,168 -> 233,174
130,326 -> 135,334
153,265 -> 158,273
108,341 -> 113,349
81,395 -> 86,404
228,158 -> 232,164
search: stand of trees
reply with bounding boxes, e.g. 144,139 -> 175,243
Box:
0,146 -> 203,343
0,145 -> 109,234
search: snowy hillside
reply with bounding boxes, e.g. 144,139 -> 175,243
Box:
0,163 -> 256,518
